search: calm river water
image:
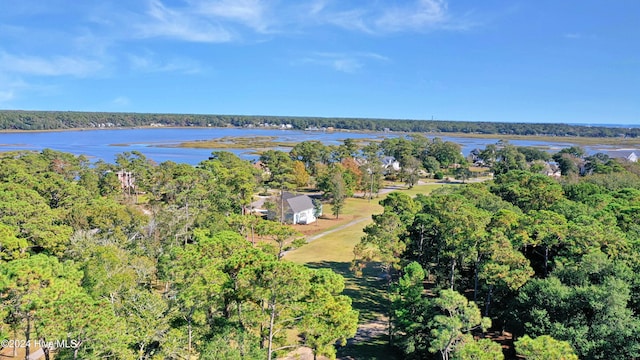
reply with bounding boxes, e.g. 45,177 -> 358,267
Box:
0,127 -> 600,165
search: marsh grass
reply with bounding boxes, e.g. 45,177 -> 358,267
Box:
174,136 -> 298,149
432,131 -> 640,147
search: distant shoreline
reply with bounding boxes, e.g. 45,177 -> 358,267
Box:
1,109 -> 638,139
2,125 -> 638,150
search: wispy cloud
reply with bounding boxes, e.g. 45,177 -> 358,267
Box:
131,0 -> 473,43
0,49 -> 104,104
564,33 -> 581,39
0,76 -> 48,104
112,96 -> 131,106
0,90 -> 15,103
332,58 -> 362,73
298,52 -> 389,73
191,0 -> 272,33
128,53 -> 203,74
135,0 -> 234,42
326,9 -> 375,34
309,0 -> 328,16
0,52 -> 104,77
563,32 -> 598,41
312,0 -> 475,34
376,0 -> 449,31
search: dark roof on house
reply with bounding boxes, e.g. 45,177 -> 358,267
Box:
282,192 -> 314,213
606,150 -> 638,161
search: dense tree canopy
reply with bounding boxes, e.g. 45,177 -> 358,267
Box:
0,149 -> 357,359
1,131 -> 639,359
355,155 -> 640,359
2,110 -> 639,138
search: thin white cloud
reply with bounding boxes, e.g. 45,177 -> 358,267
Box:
191,0 -> 272,33
309,0 -> 328,16
332,58 -> 362,73
358,52 -> 391,62
136,0 -> 234,43
313,0 -> 474,34
299,52 -> 388,73
376,0 -> 449,31
0,52 -> 104,77
112,96 -> 131,106
564,33 -> 582,39
0,76 -> 51,104
130,0 -> 473,43
128,53 -> 203,74
0,90 -> 15,103
72,30 -> 114,58
326,9 -> 375,34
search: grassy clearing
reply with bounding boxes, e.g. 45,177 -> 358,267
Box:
291,194 -> 382,237
285,182 -> 442,264
284,182 -> 446,359
286,217 -> 373,264
308,261 -> 399,360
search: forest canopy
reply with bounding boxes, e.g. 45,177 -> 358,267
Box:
0,135 -> 639,359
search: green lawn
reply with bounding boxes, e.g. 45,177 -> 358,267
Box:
285,219 -> 372,264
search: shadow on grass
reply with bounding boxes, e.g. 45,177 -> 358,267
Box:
305,261 -> 387,322
337,335 -> 400,360
305,261 -> 401,360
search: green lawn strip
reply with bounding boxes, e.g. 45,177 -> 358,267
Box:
285,218 -> 373,264
398,183 -> 450,198
336,195 -> 383,216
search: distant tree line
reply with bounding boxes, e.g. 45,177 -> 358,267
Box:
0,110 -> 638,138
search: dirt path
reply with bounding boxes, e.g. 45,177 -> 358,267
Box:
337,318 -> 389,360
28,349 -> 44,360
280,314 -> 390,360
305,217 -> 371,243
347,319 -> 388,346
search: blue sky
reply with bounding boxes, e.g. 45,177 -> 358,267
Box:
0,0 -> 638,125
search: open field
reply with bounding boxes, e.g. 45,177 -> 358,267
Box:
284,182 -> 441,263
290,197 -> 380,237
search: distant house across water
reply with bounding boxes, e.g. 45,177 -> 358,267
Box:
607,150 -> 638,163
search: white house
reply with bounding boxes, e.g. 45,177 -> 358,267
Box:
543,161 -> 562,178
608,150 -> 639,163
381,156 -> 401,172
280,192 -> 320,225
